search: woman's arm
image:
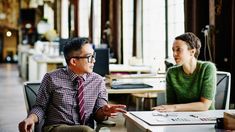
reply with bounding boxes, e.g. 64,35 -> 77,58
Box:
152,97 -> 212,112
153,62 -> 217,112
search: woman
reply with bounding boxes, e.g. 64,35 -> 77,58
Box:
152,32 -> 216,112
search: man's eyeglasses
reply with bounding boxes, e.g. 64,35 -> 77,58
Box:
71,52 -> 96,63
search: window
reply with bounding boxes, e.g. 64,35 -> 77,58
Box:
142,0 -> 166,72
78,0 -> 101,47
92,0 -> 101,46
79,0 -> 91,37
142,0 -> 184,72
44,3 -> 54,30
167,0 -> 185,59
123,0 -> 134,65
61,0 -> 69,38
69,3 -> 75,37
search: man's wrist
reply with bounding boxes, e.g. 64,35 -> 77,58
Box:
101,107 -> 109,120
28,114 -> 38,123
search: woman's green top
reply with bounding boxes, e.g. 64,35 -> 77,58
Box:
166,61 -> 217,110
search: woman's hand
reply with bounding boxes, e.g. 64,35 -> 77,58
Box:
152,105 -> 177,112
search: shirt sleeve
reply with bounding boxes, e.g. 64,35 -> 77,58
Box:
201,62 -> 217,100
93,78 -> 108,113
29,73 -> 52,123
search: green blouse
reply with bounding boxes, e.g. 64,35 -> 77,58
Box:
166,61 -> 217,110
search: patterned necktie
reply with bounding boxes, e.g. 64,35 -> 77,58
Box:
77,77 -> 85,124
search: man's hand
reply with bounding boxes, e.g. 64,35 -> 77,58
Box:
102,104 -> 127,117
18,118 -> 34,132
18,114 -> 38,132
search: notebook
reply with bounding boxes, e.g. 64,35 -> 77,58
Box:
130,111 -> 224,126
111,83 -> 153,89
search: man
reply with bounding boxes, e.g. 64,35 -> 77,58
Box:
19,37 -> 126,132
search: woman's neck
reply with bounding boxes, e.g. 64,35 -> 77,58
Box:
182,58 -> 197,75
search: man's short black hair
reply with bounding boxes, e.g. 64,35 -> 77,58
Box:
63,37 -> 90,64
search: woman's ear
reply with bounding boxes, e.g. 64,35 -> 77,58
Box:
190,49 -> 196,56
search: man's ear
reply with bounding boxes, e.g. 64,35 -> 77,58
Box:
70,58 -> 77,66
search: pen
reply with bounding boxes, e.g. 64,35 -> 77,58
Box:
190,115 -> 198,118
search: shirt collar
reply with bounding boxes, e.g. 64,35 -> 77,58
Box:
66,67 -> 87,82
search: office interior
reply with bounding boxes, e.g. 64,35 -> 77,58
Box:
0,0 -> 235,131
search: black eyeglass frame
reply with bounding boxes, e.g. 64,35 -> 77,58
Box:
71,52 -> 96,63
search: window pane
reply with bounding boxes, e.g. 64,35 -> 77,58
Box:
61,0 -> 69,38
79,0 -> 90,37
44,3 -> 54,30
122,0 -> 184,72
167,0 -> 185,60
123,0 -> 134,65
143,0 -> 166,72
92,0 -> 101,46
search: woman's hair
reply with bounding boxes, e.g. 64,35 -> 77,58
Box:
63,37 -> 90,64
175,32 -> 201,58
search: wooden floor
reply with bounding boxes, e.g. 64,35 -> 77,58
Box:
0,64 -> 127,132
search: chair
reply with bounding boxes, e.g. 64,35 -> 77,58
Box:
23,82 -> 44,132
23,82 -> 115,132
215,71 -> 231,110
23,82 -> 40,113
155,71 -> 231,110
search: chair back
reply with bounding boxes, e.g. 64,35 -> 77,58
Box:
23,82 -> 41,113
23,82 -> 42,132
215,71 -> 231,110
